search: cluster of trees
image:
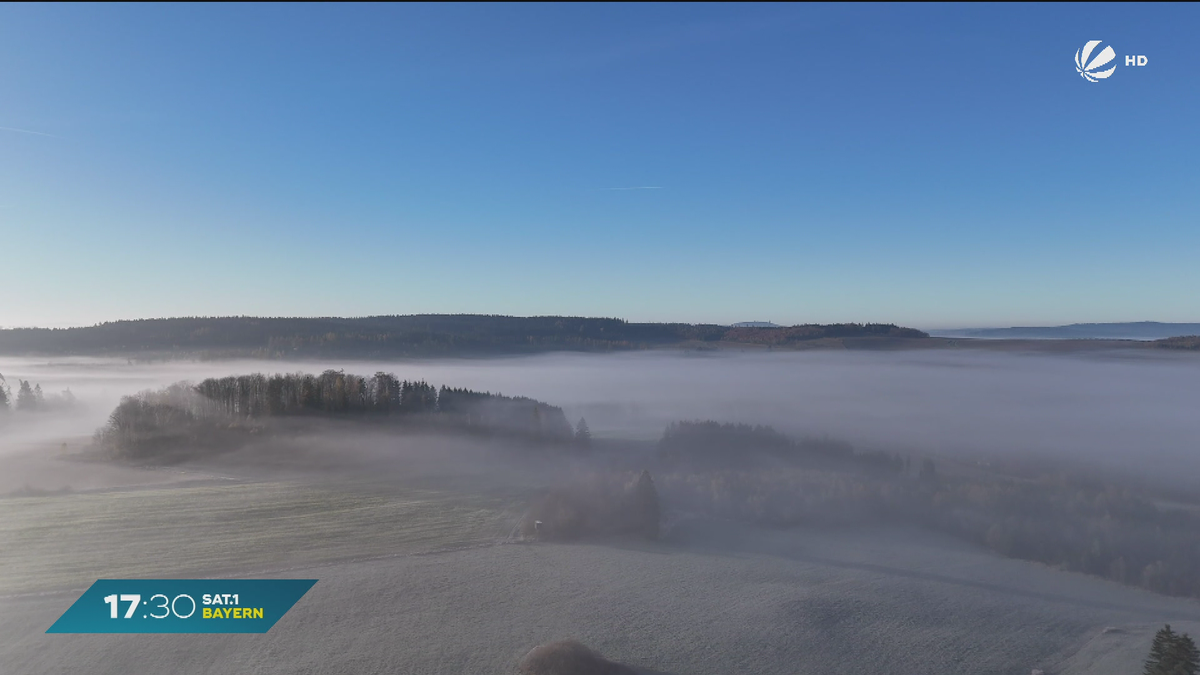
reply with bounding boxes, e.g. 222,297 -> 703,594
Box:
435,386 -> 573,440
523,470 -> 661,541
0,373 -> 76,415
1156,336 -> 1200,351
658,421 -> 907,474
929,473 -> 1200,598
0,315 -> 928,358
1144,625 -> 1198,675
651,421 -> 1200,600
93,383 -> 231,460
721,323 -> 929,345
193,372 -> 440,417
95,371 -> 577,460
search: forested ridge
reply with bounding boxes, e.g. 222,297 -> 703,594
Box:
0,315 -> 928,357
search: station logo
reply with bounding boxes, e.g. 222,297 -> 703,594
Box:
1075,40 -> 1149,83
46,579 -> 317,634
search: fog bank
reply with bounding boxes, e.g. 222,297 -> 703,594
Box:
2,350 -> 1197,479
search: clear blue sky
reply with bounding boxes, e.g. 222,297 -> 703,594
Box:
1,3 -> 1196,328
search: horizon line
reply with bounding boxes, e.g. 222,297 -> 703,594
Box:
1,314 -> 1196,332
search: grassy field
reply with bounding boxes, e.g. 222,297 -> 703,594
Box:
5,522 -> 1200,675
4,445 -> 1200,674
0,480 -> 521,596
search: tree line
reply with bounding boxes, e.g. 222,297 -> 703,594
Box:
191,372 -> 573,440
658,420 -> 907,474
721,323 -> 928,345
0,315 -> 928,358
193,372 -> 438,417
1156,336 -> 1200,351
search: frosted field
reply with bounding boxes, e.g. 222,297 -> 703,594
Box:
3,418 -> 1199,675
4,506 -> 1199,674
0,477 -> 520,597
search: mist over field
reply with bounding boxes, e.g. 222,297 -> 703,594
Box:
5,347 -> 1200,675
3,349 -> 1198,480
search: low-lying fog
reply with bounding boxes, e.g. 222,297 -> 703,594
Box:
2,349 -> 1198,477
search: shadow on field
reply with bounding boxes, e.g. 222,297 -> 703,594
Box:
665,519 -> 1200,622
518,640 -> 684,675
786,552 -> 1200,622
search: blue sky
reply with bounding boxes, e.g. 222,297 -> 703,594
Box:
1,3 -> 1196,328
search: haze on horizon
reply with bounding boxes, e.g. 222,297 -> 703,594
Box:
3,348 -> 1199,484
2,3 -> 1198,329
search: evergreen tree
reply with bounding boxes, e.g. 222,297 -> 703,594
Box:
918,457 -> 939,484
1170,633 -> 1199,675
16,380 -> 37,411
1145,625 -> 1180,675
575,418 -> 591,447
628,470 -> 661,540
0,373 -> 9,413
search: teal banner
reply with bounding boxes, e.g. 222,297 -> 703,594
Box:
46,579 -> 317,633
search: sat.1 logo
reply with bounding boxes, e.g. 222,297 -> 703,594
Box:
1075,40 -> 1148,83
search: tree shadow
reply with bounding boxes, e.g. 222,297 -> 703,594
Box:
783,550 -> 1200,622
692,523 -> 1200,622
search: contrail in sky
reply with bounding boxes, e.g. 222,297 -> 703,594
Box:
0,126 -> 61,138
602,186 -> 664,191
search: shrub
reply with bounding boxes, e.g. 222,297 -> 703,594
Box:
518,640 -> 634,675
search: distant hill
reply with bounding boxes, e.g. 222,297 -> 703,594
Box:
730,321 -> 782,328
0,315 -> 928,358
930,322 -> 1200,341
